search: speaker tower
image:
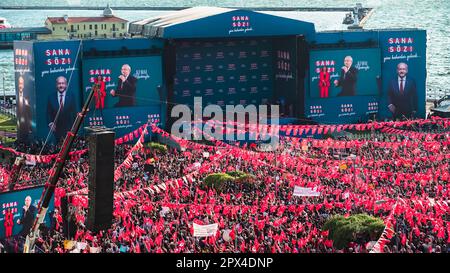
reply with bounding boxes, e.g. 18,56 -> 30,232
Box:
85,127 -> 115,232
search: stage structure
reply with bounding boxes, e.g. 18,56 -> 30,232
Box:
14,7 -> 426,142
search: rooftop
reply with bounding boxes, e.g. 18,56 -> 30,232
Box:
47,16 -> 128,24
129,6 -> 373,36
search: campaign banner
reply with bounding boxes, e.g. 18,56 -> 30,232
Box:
84,105 -> 161,142
305,96 -> 379,124
309,48 -> 381,99
32,40 -> 83,143
174,38 -> 273,108
273,37 -> 298,117
193,223 -> 219,237
293,186 -> 320,197
82,55 -> 162,109
377,30 -> 426,120
0,186 -> 54,239
14,41 -> 36,143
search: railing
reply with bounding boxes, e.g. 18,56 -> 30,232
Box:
0,101 -> 16,118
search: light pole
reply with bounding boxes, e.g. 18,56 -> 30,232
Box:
2,73 -> 5,106
1,72 -> 5,110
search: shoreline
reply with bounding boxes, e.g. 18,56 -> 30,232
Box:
0,6 -> 366,11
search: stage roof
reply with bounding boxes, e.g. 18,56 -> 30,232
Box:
129,7 -> 317,40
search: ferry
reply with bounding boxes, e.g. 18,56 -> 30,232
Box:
0,17 -> 12,29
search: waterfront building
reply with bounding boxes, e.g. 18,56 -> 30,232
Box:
38,5 -> 128,40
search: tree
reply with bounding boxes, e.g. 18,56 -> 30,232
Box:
322,214 -> 385,249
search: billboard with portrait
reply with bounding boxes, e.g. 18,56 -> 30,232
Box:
309,48 -> 381,98
378,30 -> 426,120
32,40 -> 83,143
14,41 -> 35,143
82,55 -> 162,109
0,186 -> 54,239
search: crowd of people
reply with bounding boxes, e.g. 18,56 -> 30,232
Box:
0,118 -> 449,253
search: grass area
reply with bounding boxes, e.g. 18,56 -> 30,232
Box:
0,113 -> 16,131
0,113 -> 17,144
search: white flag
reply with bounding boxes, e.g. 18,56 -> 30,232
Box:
76,242 -> 88,250
293,186 -> 320,197
90,247 -> 101,253
193,223 -> 218,237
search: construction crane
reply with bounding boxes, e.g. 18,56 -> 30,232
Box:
23,84 -> 97,253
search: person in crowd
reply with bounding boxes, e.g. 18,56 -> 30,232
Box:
1,119 -> 449,253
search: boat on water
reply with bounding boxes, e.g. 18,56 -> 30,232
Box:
0,17 -> 12,29
430,95 -> 450,118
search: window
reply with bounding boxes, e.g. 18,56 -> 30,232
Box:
52,27 -> 55,31
71,25 -> 74,32
89,25 -> 92,30
113,33 -> 116,38
77,25 -> 79,30
84,25 -> 86,30
112,24 -> 116,30
95,30 -> 98,36
95,24 -> 97,30
122,23 -> 125,29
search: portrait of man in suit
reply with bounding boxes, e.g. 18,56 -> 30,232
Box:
16,75 -> 32,141
387,62 -> 418,120
16,196 -> 37,237
47,76 -> 77,142
334,56 -> 358,96
110,64 -> 138,107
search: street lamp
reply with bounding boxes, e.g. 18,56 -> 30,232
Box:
1,72 -> 5,108
3,72 -> 5,106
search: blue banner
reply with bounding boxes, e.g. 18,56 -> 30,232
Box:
33,40 -> 83,143
0,186 -> 54,239
309,48 -> 381,98
84,106 -> 161,141
305,96 -> 380,124
273,37 -> 298,117
82,56 -> 163,109
174,38 -> 274,108
14,41 -> 36,143
378,30 -> 426,120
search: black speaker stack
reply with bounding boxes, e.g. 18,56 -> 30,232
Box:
85,127 -> 115,232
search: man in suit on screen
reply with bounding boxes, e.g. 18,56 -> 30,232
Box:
16,196 -> 37,237
47,76 -> 77,142
334,56 -> 358,96
16,75 -> 32,141
110,64 -> 138,107
387,62 -> 418,120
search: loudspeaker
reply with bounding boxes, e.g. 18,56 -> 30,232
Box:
85,128 -> 115,232
296,35 -> 308,78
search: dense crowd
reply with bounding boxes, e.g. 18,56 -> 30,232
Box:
1,119 -> 449,253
